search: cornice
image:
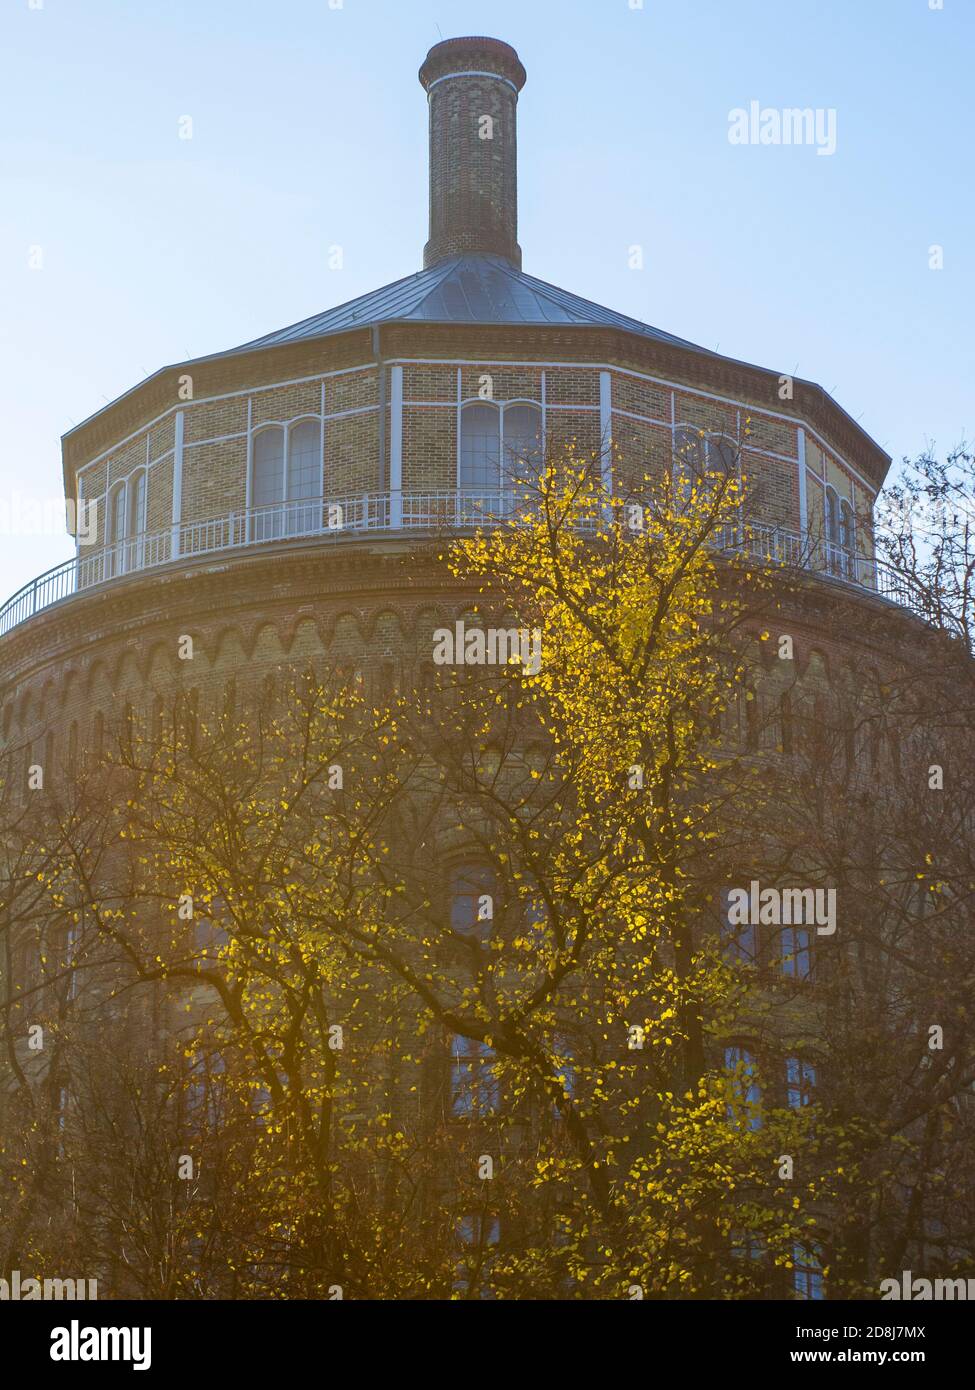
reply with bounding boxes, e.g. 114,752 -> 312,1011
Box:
0,534 -> 932,699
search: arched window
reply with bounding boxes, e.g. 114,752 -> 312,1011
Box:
839,498 -> 855,578
460,400 -> 544,517
454,1213 -> 500,1299
128,469 -> 147,569
781,926 -> 812,981
824,487 -> 856,579
110,483 -> 126,542
450,863 -> 495,943
107,482 -> 127,576
523,895 -> 548,943
673,427 -> 737,496
709,434 -> 738,477
786,1056 -> 817,1108
792,1242 -> 824,1300
552,1033 -> 576,1104
251,428 -> 286,540
673,426 -> 705,489
460,403 -> 501,493
500,403 -> 543,490
823,485 -> 840,574
724,1044 -> 762,1131
449,1035 -> 499,1118
128,470 -> 146,535
719,886 -> 757,965
287,419 -> 321,535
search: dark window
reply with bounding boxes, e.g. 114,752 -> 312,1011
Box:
450,1036 -> 499,1118
450,863 -> 495,942
781,926 -> 812,981
786,1057 -> 817,1109
453,1213 -> 500,1299
792,1242 -> 824,1299
779,690 -> 794,754
720,888 -> 757,965
724,1044 -> 762,1130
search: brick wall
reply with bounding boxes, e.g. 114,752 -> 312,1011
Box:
63,350 -> 878,587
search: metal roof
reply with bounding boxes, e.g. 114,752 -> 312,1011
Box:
226,254 -> 711,355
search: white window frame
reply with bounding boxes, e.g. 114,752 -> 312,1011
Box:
672,425 -> 741,512
249,416 -> 324,541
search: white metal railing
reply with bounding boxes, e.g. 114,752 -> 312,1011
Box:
0,490 -> 921,638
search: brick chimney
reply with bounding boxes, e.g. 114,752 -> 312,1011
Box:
419,37 -> 527,269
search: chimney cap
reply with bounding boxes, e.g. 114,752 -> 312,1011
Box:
419,36 -> 527,93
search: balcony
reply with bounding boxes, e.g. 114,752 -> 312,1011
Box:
0,490 -> 919,639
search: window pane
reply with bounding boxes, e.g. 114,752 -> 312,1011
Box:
252,429 -> 285,539
552,1033 -> 576,1112
129,472 -> 146,534
110,486 -> 127,574
112,486 -> 126,542
725,1045 -> 762,1129
287,421 -> 321,501
720,888 -> 756,965
461,404 -> 501,491
450,864 -> 494,941
786,1057 -> 816,1108
708,435 -> 737,476
253,430 -> 285,506
674,426 -> 705,481
781,926 -> 811,979
450,1035 -> 498,1117
454,1213 -> 500,1299
839,499 -> 853,549
287,421 -> 321,536
501,404 -> 542,487
793,1242 -> 824,1299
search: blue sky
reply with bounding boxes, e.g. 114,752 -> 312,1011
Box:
0,0 -> 971,603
